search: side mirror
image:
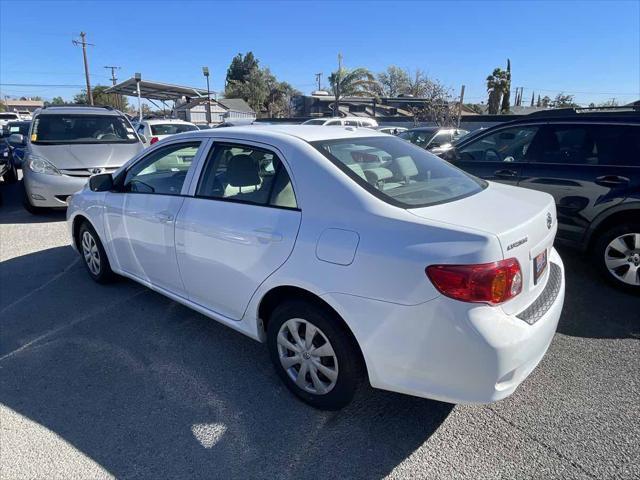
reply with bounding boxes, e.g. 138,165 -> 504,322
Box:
89,173 -> 114,192
8,134 -> 25,146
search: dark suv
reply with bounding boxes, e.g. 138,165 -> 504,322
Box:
440,108 -> 640,291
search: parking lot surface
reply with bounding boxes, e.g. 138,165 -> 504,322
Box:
1,179 -> 639,479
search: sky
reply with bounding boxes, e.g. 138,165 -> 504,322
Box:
1,0 -> 639,108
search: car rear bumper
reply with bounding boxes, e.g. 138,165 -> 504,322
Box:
23,169 -> 89,208
323,247 -> 565,404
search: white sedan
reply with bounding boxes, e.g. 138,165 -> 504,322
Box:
135,118 -> 199,147
67,125 -> 565,410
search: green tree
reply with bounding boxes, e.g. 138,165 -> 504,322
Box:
486,67 -> 509,114
551,93 -> 577,108
225,52 -> 259,86
377,66 -> 411,97
540,95 -> 551,107
500,59 -> 511,113
328,66 -> 377,117
44,96 -> 66,106
73,85 -> 128,110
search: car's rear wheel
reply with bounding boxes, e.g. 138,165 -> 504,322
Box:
593,223 -> 640,292
267,300 -> 362,410
79,222 -> 115,284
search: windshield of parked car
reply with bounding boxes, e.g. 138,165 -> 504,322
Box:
312,136 -> 486,208
31,114 -> 138,144
2,121 -> 31,137
398,129 -> 438,148
150,123 -> 199,135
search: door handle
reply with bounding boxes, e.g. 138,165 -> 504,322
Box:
595,175 -> 630,187
494,169 -> 517,178
154,211 -> 174,223
253,228 -> 283,243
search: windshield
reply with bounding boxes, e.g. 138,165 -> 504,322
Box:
398,129 -> 438,148
150,123 -> 199,135
303,119 -> 327,125
1,122 -> 31,138
32,114 -> 138,144
312,136 -> 486,208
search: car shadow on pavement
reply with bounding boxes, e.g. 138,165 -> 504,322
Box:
0,181 -> 66,224
1,246 -> 452,480
555,246 -> 639,340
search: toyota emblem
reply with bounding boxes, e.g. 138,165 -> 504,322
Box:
90,168 -> 104,175
546,213 -> 553,229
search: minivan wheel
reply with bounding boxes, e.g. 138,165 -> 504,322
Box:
593,223 -> 640,292
267,300 -> 362,410
79,222 -> 115,283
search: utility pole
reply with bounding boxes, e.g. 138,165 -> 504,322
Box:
334,54 -> 342,117
456,85 -> 465,128
104,65 -> 121,110
73,32 -> 94,105
202,67 -> 212,124
315,73 -> 322,91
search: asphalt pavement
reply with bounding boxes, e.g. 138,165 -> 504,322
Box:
1,178 -> 638,479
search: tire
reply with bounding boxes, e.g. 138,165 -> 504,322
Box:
592,222 -> 640,292
22,185 -> 48,215
78,221 -> 115,284
267,299 -> 363,410
3,161 -> 18,184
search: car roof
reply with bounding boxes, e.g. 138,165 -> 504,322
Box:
170,124 -> 388,143
36,105 -> 123,116
143,118 -> 195,125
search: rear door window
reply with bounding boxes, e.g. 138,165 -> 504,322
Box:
456,126 -> 539,162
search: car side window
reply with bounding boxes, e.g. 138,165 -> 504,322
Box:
429,131 -> 451,147
578,125 -> 639,167
526,125 -> 595,164
196,144 -> 297,208
345,120 -> 359,126
124,141 -> 201,195
326,120 -> 342,126
456,126 -> 539,162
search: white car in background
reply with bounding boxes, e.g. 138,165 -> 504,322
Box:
302,116 -> 379,128
67,125 -> 565,410
0,112 -> 20,128
135,119 -> 199,147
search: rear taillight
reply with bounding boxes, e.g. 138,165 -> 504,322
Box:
150,136 -> 159,145
426,258 -> 522,305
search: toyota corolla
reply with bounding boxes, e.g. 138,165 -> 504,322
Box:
67,125 -> 565,410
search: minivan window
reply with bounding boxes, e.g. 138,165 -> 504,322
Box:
455,126 -> 539,162
313,136 -> 486,208
32,114 -> 138,144
150,123 -> 199,135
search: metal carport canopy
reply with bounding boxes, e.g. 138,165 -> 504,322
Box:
105,78 -> 208,101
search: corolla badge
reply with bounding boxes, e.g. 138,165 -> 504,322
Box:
547,212 -> 553,229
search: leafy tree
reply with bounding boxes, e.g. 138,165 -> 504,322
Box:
0,101 -> 5,112
377,66 -> 410,97
328,67 -> 377,99
73,85 -> 128,110
551,93 -> 577,108
500,59 -> 511,113
465,103 -> 484,114
597,98 -> 618,107
540,95 -> 551,107
486,67 -> 509,114
45,96 -> 66,106
225,52 -> 259,86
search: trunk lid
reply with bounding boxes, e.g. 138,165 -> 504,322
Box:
409,181 -> 557,314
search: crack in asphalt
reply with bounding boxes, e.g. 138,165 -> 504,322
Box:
486,405 -> 598,479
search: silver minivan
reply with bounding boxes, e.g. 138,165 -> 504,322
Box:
21,105 -> 144,213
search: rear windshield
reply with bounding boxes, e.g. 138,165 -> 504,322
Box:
32,114 -> 138,144
312,136 -> 486,208
150,123 -> 199,135
1,122 -> 31,137
0,113 -> 19,120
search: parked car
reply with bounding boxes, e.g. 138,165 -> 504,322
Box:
1,120 -> 31,168
17,110 -> 33,120
373,126 -> 408,135
22,105 -> 145,213
67,125 -> 564,410
398,127 -> 469,153
135,119 -> 199,146
0,112 -> 20,128
439,108 -> 640,290
302,117 -> 379,128
0,141 -> 18,184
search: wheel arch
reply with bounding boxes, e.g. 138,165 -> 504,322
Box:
584,203 -> 640,252
257,285 -> 369,381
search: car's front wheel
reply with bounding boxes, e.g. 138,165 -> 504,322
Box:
267,300 -> 362,410
78,222 -> 115,284
593,223 -> 640,292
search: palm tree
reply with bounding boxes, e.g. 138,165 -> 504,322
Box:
328,67 -> 377,116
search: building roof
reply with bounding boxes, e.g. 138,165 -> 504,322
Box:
217,98 -> 255,114
105,78 -> 208,101
4,99 -> 44,107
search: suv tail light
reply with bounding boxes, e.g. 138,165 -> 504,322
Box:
426,258 -> 522,305
150,136 -> 159,145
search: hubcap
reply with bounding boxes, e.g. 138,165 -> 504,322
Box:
81,231 -> 101,276
604,233 -> 640,286
276,318 -> 339,395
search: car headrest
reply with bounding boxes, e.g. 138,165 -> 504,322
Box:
226,154 -> 260,187
394,156 -> 419,178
